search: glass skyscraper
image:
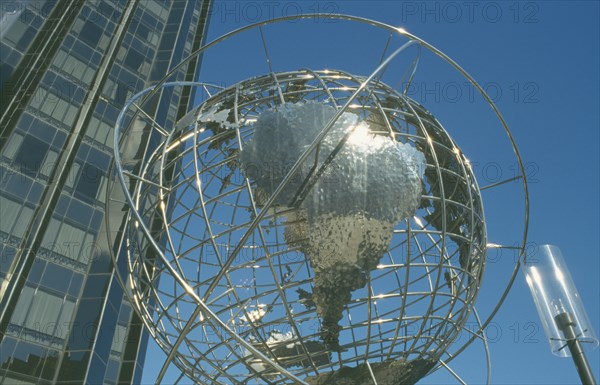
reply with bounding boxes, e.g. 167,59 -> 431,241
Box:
0,1 -> 212,383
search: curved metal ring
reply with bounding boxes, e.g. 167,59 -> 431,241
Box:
108,13 -> 529,385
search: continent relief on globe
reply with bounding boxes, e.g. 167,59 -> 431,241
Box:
240,102 -> 426,350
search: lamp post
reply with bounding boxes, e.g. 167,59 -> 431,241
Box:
524,245 -> 598,385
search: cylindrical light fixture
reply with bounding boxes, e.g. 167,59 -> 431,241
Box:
524,244 -> 598,384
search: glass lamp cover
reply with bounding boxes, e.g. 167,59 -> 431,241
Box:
523,244 -> 598,357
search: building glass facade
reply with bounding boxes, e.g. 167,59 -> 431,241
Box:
0,1 -> 212,383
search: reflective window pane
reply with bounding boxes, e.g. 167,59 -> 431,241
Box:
40,262 -> 72,293
123,49 -> 144,72
53,222 -> 88,262
14,135 -> 49,176
27,259 -> 46,284
41,348 -> 59,380
55,300 -> 76,339
2,132 -> 23,159
79,20 -> 102,48
7,340 -> 46,378
10,286 -> 35,327
25,290 -> 62,331
110,324 -> 127,354
68,273 -> 84,297
0,337 -> 17,369
75,164 -> 103,202
0,245 -> 17,274
0,196 -> 33,238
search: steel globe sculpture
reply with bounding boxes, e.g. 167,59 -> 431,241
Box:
109,15 -> 528,385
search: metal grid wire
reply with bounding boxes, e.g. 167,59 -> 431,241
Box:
118,69 -> 485,385
108,14 -> 529,385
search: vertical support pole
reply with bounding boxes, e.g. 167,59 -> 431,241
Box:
555,311 -> 597,385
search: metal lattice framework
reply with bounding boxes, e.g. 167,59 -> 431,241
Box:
107,14 -> 529,385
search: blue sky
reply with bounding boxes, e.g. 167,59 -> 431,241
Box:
142,1 -> 599,384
